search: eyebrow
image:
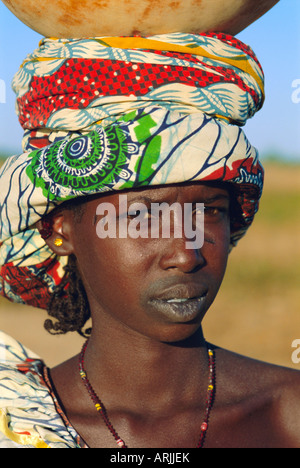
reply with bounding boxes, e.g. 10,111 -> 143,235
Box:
127,193 -> 230,205
201,194 -> 230,204
126,195 -> 153,205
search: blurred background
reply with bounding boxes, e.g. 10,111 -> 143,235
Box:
0,0 -> 299,368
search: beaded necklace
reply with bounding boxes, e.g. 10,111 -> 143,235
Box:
79,340 -> 216,448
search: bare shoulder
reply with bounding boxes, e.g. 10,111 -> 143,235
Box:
214,346 -> 300,447
216,345 -> 300,387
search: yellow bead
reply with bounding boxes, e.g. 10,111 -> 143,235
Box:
95,403 -> 102,411
54,238 -> 63,247
208,385 -> 214,391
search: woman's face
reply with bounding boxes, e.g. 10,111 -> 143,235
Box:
65,183 -> 231,343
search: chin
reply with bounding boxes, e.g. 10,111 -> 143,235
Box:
152,320 -> 205,346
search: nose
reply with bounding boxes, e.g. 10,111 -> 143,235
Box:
158,237 -> 206,274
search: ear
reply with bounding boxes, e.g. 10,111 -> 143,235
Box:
36,210 -> 75,256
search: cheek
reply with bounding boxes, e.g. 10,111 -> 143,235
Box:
203,222 -> 231,283
74,236 -> 148,305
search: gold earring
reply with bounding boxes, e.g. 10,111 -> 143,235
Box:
54,238 -> 63,247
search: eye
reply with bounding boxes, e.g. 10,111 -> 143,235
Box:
205,207 -> 220,215
127,208 -> 152,220
193,205 -> 204,216
126,201 -> 156,222
204,206 -> 229,219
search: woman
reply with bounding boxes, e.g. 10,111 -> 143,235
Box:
1,32 -> 300,448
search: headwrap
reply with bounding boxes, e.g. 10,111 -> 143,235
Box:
0,32 -> 264,309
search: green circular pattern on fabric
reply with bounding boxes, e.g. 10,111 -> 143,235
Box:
26,126 -> 138,200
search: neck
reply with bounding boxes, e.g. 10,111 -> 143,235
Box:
83,323 -> 209,412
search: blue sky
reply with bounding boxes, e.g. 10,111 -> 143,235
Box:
0,0 -> 299,161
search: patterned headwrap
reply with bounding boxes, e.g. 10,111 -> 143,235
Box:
0,32 -> 264,309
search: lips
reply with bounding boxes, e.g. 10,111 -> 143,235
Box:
151,283 -> 208,303
145,281 -> 208,323
166,297 -> 205,303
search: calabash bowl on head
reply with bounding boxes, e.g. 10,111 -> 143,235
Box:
1,0 -> 279,37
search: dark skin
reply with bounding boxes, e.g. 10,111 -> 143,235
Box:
44,183 -> 300,448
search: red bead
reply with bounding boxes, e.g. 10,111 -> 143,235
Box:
201,422 -> 208,432
117,439 -> 125,448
